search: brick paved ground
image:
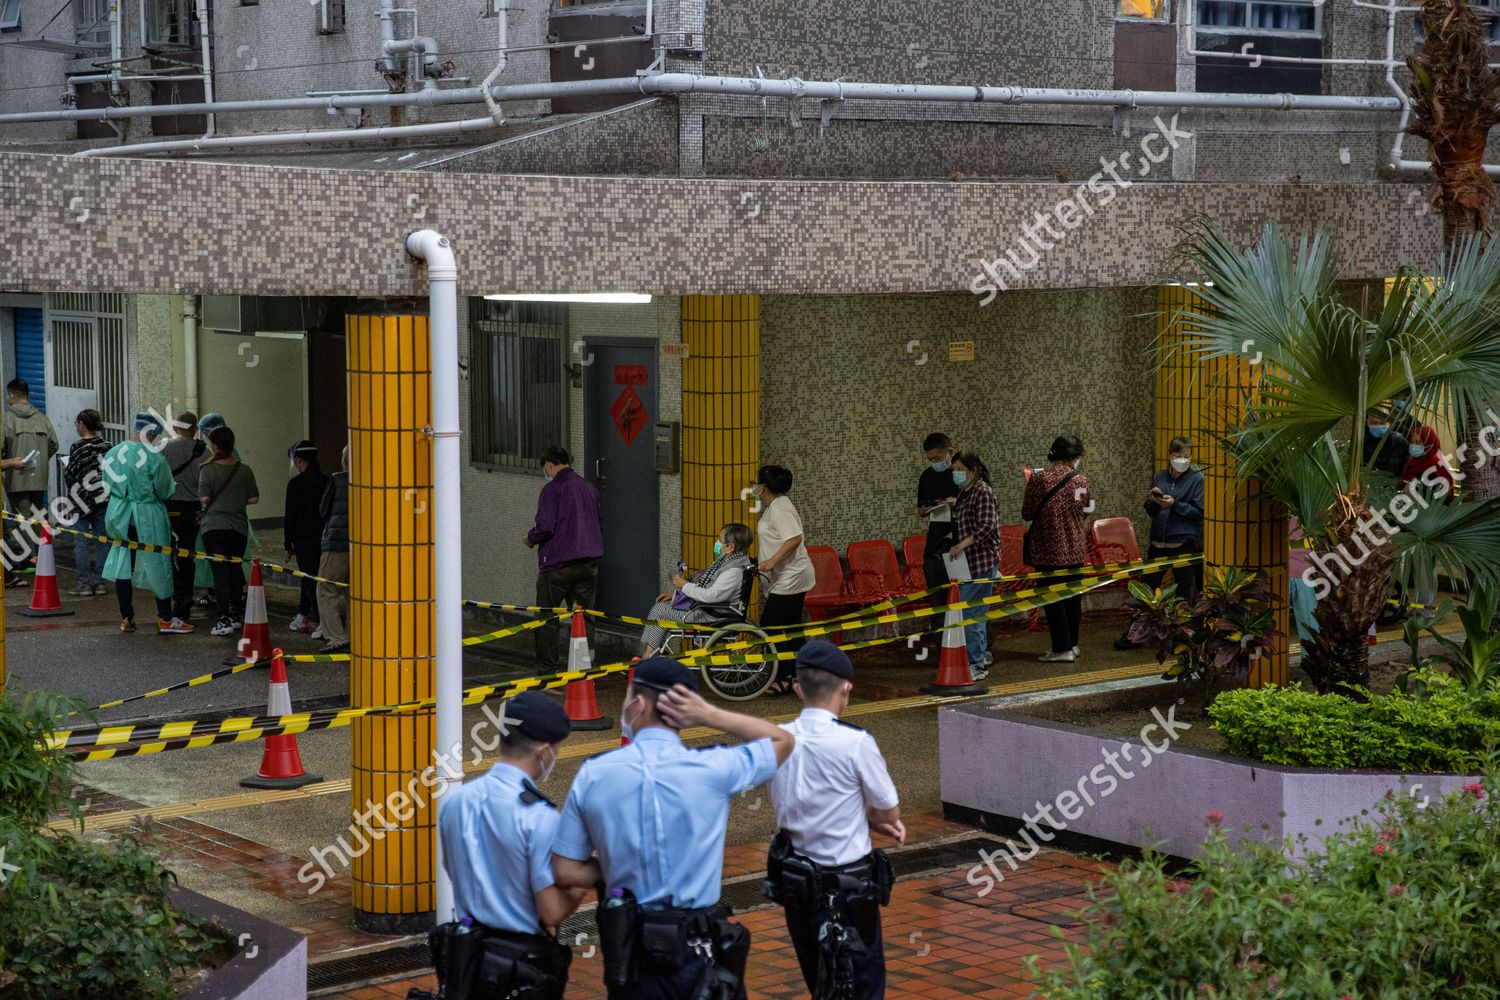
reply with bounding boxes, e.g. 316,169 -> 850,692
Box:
311,814 -> 1113,999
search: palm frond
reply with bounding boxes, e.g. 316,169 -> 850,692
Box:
1388,494 -> 1500,594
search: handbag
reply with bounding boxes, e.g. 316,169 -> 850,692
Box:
197,460 -> 242,525
1022,471 -> 1078,566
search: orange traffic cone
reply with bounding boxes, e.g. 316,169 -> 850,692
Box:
240,649 -> 323,789
562,606 -> 611,731
919,583 -> 990,696
21,522 -> 74,618
226,560 -> 272,666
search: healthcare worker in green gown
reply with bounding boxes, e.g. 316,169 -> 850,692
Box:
102,412 -> 195,635
191,412 -> 254,597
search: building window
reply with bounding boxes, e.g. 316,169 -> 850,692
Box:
1119,0 -> 1169,19
469,299 -> 567,470
0,0 -> 22,32
145,0 -> 206,47
76,0 -> 112,45
1198,1 -> 1321,35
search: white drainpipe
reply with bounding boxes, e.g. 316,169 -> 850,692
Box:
183,296 -> 199,413
195,0 -> 215,137
403,229 -> 462,925
110,0 -> 122,94
378,0 -> 401,75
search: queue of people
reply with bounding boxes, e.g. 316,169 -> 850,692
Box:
435,640 -> 902,1000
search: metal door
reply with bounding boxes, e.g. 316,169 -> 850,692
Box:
583,340 -> 659,615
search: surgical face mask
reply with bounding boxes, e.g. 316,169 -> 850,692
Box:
1170,457 -> 1191,473
951,469 -> 969,488
930,459 -> 949,473
1369,424 -> 1389,438
620,695 -> 644,741
537,745 -> 557,783
1409,443 -> 1427,458
713,540 -> 725,558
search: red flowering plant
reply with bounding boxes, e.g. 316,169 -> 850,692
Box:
1030,768 -> 1500,997
1123,566 -> 1283,709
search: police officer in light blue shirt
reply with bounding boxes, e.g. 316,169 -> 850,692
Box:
436,691 -> 595,999
552,657 -> 795,1000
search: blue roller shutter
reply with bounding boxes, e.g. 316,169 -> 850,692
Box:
13,307 -> 44,414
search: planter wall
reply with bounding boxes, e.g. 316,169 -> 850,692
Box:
173,888 -> 307,1000
939,699 -> 1481,861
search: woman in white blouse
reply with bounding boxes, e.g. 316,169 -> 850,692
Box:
751,465 -> 817,689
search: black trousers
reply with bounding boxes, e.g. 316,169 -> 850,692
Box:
291,540 -> 321,618
762,589 -> 807,680
115,523 -> 172,623
164,500 -> 199,619
1140,540 -> 1203,605
607,961 -> 748,1000
922,552 -> 948,596
1034,563 -> 1085,653
535,559 -> 598,667
203,529 -> 248,620
783,894 -> 886,1000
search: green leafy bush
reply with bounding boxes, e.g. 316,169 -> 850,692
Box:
1030,771 -> 1500,998
0,692 -> 231,998
1209,671 -> 1500,772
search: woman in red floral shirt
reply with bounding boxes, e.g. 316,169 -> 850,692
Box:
1021,435 -> 1091,663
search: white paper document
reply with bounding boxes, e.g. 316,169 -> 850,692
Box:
927,504 -> 952,523
942,550 -> 971,582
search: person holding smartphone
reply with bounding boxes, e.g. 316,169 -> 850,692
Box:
1114,436 -> 1204,650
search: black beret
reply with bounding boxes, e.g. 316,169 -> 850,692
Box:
796,640 -> 852,679
505,691 -> 572,743
631,656 -> 699,693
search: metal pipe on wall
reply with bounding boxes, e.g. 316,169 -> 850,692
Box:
183,295 -> 199,413
402,229 -> 462,925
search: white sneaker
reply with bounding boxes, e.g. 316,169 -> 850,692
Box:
210,616 -> 236,637
289,614 -> 312,634
970,665 -> 990,681
311,624 -> 326,640
1038,650 -> 1077,663
1071,646 -> 1080,657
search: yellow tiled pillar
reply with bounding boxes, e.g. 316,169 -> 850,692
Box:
1159,285 -> 1287,688
1201,350 -> 1289,689
681,296 -> 760,570
346,312 -> 436,932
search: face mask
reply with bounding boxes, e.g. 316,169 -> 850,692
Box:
1409,443 -> 1427,458
1369,424 -> 1389,438
952,470 -> 969,488
930,460 -> 949,473
713,540 -> 725,558
537,745 -> 557,783
1170,457 -> 1191,473
621,696 -> 644,741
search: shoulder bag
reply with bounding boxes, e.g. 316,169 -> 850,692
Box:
198,461 -> 243,525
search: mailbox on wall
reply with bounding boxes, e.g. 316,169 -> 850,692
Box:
654,421 -> 680,474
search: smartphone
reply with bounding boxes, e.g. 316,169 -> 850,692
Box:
22,449 -> 38,465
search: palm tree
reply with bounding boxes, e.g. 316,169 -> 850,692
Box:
1166,221 -> 1500,692
1407,0 -> 1500,519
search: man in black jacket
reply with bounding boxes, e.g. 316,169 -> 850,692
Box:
1116,437 -> 1204,650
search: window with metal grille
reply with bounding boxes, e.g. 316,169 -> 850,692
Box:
77,0 -> 112,45
1197,1 -> 1321,35
1119,0 -> 1169,20
468,299 -> 567,471
146,0 -> 205,47
48,295 -> 130,437
0,0 -> 22,32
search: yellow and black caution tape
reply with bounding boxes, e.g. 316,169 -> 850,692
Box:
1,511 -> 350,588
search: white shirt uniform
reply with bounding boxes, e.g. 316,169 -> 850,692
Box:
770,707 -> 899,867
757,495 -> 816,596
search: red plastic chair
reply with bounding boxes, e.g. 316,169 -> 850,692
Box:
803,545 -> 852,622
847,540 -> 907,604
900,535 -> 928,591
1089,517 -> 1143,566
998,524 -> 1043,632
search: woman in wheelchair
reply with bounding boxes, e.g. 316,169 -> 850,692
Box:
640,522 -> 753,658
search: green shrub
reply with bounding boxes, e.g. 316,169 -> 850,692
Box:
1030,771 -> 1500,998
0,692 -> 231,998
1209,672 -> 1500,772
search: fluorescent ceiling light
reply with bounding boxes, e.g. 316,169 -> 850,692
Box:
484,292 -> 652,304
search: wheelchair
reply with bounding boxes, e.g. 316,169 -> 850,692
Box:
657,564 -> 782,701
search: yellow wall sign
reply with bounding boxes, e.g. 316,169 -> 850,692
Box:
948,341 -> 976,362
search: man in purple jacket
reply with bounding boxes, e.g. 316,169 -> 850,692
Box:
524,446 -> 604,668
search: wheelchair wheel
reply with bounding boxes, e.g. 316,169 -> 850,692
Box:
699,624 -> 780,701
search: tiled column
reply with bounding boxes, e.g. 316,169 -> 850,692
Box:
681,295 -> 759,569
1159,285 -> 1287,687
346,312 -> 437,932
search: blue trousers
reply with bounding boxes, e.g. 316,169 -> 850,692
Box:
958,580 -> 993,668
